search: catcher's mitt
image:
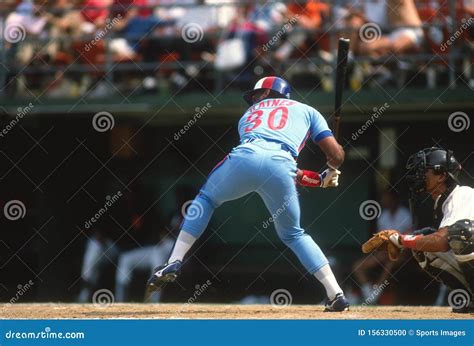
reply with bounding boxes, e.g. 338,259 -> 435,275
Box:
361,230 -> 401,261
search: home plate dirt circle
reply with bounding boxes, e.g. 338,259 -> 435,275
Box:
2,304 -> 471,319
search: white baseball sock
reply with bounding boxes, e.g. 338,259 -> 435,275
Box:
168,231 -> 197,263
314,264 -> 343,301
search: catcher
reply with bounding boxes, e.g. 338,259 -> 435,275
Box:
362,147 -> 474,313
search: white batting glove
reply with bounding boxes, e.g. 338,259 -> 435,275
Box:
320,168 -> 341,188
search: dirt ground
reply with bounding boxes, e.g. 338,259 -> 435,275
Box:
1,304 -> 472,319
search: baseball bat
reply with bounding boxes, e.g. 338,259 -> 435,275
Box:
333,38 -> 350,141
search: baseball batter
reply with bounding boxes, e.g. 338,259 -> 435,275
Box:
147,76 -> 349,311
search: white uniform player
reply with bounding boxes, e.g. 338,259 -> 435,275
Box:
386,148 -> 474,313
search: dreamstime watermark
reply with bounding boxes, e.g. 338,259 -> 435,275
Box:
92,288 -> 115,308
84,191 -> 123,229
351,103 -> 390,141
3,200 -> 26,221
185,280 -> 212,305
270,288 -> 292,307
84,14 -> 123,52
92,111 -> 115,132
262,193 -> 299,229
0,103 -> 34,138
359,200 -> 381,220
181,23 -> 204,43
361,280 -> 389,306
181,200 -> 204,221
4,327 -> 85,340
174,102 -> 212,140
5,280 -> 34,307
440,17 -> 474,52
3,23 -> 26,44
262,15 -> 299,51
448,111 -> 470,132
447,288 -> 471,310
170,279 -> 213,318
359,22 -> 382,43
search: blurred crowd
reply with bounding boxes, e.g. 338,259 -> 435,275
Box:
0,0 -> 473,98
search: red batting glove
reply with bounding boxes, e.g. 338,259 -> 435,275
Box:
296,169 -> 321,187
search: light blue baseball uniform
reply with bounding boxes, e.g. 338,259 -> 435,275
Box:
181,98 -> 333,274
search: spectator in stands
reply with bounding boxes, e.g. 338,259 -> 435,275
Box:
274,0 -> 329,61
352,190 -> 413,304
248,1 -> 287,33
111,0 -> 154,19
82,0 -> 113,27
346,0 -> 424,57
213,1 -> 287,71
205,0 -> 238,29
465,0 -> 474,16
5,0 -> 48,63
45,0 -> 84,65
47,0 -> 84,38
213,3 -> 269,74
107,0 -> 155,60
0,1 -> 17,35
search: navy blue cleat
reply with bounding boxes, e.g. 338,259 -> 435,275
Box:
324,293 -> 349,312
146,260 -> 182,293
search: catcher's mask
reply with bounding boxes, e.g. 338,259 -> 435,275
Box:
406,147 -> 461,199
243,76 -> 291,106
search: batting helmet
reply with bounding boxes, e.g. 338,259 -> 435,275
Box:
243,76 -> 291,106
406,147 -> 462,196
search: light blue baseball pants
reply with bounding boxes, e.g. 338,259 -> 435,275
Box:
181,140 -> 328,274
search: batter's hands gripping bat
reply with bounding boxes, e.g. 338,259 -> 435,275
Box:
333,38 -> 350,141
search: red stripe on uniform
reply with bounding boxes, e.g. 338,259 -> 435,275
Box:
298,130 -> 311,153
261,77 -> 276,89
208,155 -> 228,176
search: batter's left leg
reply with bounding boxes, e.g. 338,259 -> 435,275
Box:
256,155 -> 347,310
169,147 -> 263,263
147,147 -> 262,293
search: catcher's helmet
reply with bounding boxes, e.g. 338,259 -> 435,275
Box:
243,76 -> 291,106
406,147 -> 462,196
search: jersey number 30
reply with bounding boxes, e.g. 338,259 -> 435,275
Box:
244,107 -> 288,132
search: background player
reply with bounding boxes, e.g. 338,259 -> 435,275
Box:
353,190 -> 412,304
147,76 -> 349,312
363,147 -> 474,313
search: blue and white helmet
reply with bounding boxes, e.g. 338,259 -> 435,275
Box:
243,76 -> 291,105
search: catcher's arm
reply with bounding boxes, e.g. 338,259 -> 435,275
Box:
389,227 -> 450,252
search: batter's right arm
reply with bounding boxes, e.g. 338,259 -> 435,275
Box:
296,136 -> 344,189
318,136 -> 345,169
